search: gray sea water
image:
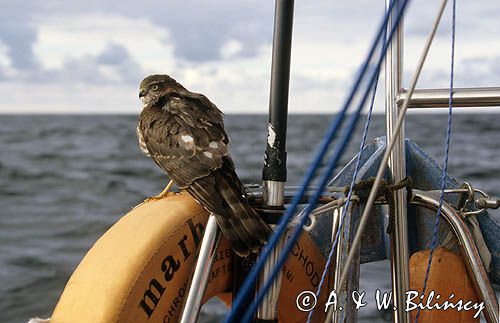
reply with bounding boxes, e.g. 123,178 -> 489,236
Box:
0,114 -> 499,322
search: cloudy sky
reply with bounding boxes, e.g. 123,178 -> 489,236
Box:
0,0 -> 499,113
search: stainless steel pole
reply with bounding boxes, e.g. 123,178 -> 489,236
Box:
328,207 -> 345,323
398,87 -> 500,108
180,214 -> 220,323
257,0 -> 294,321
256,225 -> 285,321
385,1 -> 410,322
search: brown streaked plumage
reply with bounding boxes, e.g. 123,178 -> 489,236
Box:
137,74 -> 271,256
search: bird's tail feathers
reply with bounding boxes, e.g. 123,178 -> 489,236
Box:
188,173 -> 271,257
214,214 -> 250,257
218,175 -> 271,254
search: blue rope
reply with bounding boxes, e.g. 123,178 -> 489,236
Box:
224,1 -> 411,322
414,0 -> 456,322
306,32 -> 385,323
224,2 -> 397,320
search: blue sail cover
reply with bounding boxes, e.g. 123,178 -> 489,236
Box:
307,137 -> 500,284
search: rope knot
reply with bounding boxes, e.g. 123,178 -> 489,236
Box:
343,176 -> 413,234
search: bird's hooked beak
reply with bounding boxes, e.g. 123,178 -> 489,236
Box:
139,88 -> 146,98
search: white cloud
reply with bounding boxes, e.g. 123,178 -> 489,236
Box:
1,0 -> 500,113
220,39 -> 243,59
0,40 -> 11,69
34,14 -> 175,73
0,40 -> 16,80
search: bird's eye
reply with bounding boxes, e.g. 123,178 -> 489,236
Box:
152,85 -> 159,90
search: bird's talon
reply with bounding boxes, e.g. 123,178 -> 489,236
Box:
143,192 -> 170,203
139,180 -> 174,205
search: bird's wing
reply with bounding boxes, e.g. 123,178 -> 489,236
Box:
136,123 -> 151,157
139,97 -> 230,192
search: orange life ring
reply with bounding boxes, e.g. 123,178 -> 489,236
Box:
51,192 -> 331,322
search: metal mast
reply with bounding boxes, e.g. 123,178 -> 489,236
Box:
258,0 -> 294,321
